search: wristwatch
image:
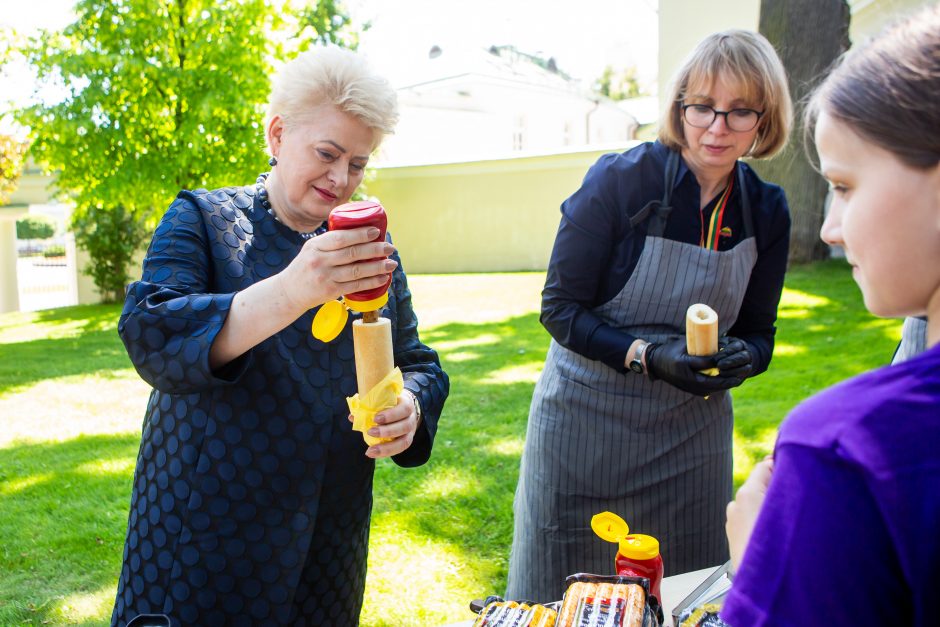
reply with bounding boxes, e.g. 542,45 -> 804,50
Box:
629,341 -> 652,375
408,390 -> 423,424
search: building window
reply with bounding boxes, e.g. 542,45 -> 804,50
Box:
512,115 -> 526,151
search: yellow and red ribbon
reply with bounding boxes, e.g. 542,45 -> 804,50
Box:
700,171 -> 735,250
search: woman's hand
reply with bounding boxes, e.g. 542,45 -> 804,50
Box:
277,226 -> 398,314
726,457 -> 774,572
349,391 -> 421,459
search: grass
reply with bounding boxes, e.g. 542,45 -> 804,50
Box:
0,260 -> 901,626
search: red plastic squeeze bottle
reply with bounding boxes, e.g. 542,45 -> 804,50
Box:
591,511 -> 664,600
327,200 -> 392,313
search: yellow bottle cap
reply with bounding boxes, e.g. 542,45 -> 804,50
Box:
619,534 -> 660,560
592,511 -> 629,542
344,291 -> 389,313
311,300 -> 348,342
591,511 -> 660,560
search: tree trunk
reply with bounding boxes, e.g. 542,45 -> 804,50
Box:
755,0 -> 850,264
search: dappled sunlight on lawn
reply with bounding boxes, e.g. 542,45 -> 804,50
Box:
776,287 -> 832,319
480,362 -> 544,385
484,437 -> 525,457
53,582 -> 116,627
0,472 -> 53,496
433,332 -> 503,351
75,456 -> 137,477
771,342 -> 807,357
361,518 -> 484,627
416,467 -> 481,499
0,303 -> 121,344
732,425 -> 780,487
0,372 -> 150,447
443,351 -> 481,363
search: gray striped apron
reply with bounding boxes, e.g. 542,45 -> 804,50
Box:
507,151 -> 758,603
892,316 -> 928,364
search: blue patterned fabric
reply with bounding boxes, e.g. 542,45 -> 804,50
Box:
112,183 -> 449,626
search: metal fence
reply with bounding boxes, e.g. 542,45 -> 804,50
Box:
17,254 -> 76,312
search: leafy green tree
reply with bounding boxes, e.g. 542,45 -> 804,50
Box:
0,133 -> 27,204
73,204 -> 148,302
14,0 -> 357,300
594,65 -> 644,101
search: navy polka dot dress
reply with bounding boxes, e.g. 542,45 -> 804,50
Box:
112,182 -> 449,626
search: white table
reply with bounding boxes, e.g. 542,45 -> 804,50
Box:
659,566 -> 720,626
443,566 -> 720,627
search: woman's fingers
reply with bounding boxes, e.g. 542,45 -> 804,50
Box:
313,226 -> 381,251
365,393 -> 418,459
334,258 -> 397,289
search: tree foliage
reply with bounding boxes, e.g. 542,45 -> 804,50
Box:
594,65 -> 644,101
756,0 -> 850,263
14,0 -> 358,298
0,133 -> 28,204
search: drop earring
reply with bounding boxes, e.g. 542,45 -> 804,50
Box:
269,156 -> 278,167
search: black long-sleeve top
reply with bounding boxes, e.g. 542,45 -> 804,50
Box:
541,141 -> 790,374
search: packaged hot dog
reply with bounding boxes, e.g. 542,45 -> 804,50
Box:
470,596 -> 558,627
556,574 -> 663,627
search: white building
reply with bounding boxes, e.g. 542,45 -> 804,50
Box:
377,45 -> 638,166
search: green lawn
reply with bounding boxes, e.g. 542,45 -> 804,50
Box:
0,260 -> 901,626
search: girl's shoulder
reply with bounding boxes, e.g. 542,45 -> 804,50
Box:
778,343 -> 940,473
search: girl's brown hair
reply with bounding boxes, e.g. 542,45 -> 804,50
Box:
804,4 -> 940,170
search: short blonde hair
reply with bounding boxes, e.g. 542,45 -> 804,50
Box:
267,46 -> 399,145
659,30 -> 792,159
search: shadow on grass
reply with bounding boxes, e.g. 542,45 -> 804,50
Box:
0,433 -> 139,625
0,303 -> 130,396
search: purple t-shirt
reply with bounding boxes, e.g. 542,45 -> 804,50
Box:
721,342 -> 940,626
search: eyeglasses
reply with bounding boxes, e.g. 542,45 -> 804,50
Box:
681,104 -> 764,132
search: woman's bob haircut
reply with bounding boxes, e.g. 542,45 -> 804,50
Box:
266,46 -> 398,145
659,30 -> 792,159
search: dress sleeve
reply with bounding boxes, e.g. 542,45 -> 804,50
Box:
387,249 -> 450,468
118,192 -> 252,394
728,186 -> 790,375
540,154 -> 638,372
720,442 -> 907,626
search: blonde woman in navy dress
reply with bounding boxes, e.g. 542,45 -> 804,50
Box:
112,48 -> 448,626
507,31 -> 792,602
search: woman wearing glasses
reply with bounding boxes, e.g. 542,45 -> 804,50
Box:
507,30 -> 792,602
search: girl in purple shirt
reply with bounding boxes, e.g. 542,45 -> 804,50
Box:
722,5 -> 940,626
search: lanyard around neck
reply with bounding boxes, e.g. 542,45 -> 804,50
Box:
700,170 -> 735,250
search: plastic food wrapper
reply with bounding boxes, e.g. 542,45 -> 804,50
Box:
469,596 -> 558,627
346,366 -> 402,446
556,574 -> 663,627
672,561 -> 733,627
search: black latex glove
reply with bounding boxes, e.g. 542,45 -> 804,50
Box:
646,337 -> 739,396
715,337 -> 754,379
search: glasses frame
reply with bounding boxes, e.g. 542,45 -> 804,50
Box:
681,104 -> 765,132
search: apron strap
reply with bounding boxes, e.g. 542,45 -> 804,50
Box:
630,150 -> 680,236
737,164 -> 755,240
